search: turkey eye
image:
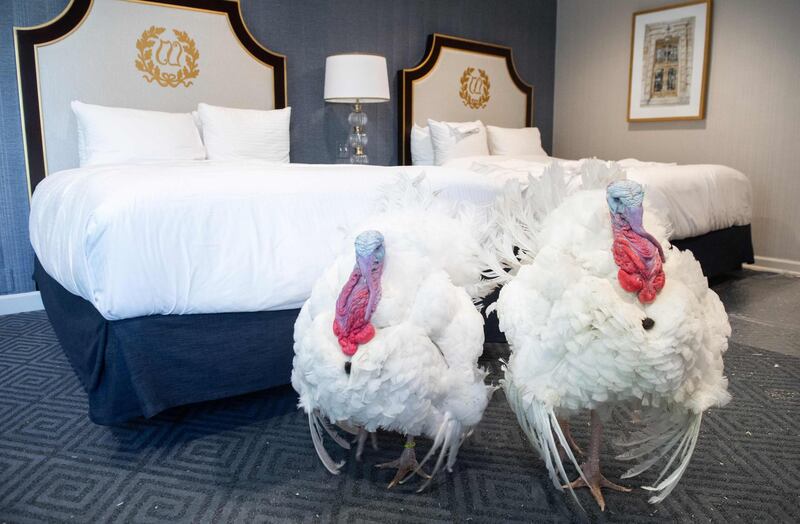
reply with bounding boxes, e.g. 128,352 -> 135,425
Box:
642,317 -> 655,330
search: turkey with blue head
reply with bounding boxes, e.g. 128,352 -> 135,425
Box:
332,230 -> 385,358
292,175 -> 495,491
490,160 -> 732,510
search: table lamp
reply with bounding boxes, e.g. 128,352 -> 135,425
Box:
324,54 -> 390,164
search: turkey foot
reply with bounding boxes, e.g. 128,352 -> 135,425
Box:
354,428 -> 379,461
557,418 -> 584,458
375,435 -> 430,488
562,410 -> 631,511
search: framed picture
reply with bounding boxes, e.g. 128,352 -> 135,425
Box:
627,0 -> 712,122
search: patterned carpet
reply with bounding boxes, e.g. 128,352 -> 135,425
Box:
0,310 -> 798,523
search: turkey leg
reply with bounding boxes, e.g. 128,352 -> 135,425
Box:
557,418 -> 584,457
375,435 -> 430,488
562,410 -> 631,511
354,428 -> 379,461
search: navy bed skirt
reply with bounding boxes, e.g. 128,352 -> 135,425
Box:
34,259 -> 299,425
671,224 -> 754,278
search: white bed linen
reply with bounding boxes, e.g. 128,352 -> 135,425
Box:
30,161 -> 504,320
444,155 -> 752,241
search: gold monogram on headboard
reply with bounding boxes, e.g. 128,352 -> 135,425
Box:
459,67 -> 490,109
135,26 -> 200,88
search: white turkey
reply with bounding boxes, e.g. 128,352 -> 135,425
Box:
292,175 -> 494,491
491,160 -> 731,510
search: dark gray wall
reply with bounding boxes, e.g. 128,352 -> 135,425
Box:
241,0 -> 557,165
0,0 -> 557,295
1,0 -> 71,296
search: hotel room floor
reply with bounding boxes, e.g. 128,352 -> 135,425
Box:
0,271 -> 798,523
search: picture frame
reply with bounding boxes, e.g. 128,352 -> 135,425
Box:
627,0 -> 712,122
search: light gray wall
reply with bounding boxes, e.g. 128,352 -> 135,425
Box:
554,0 -> 800,267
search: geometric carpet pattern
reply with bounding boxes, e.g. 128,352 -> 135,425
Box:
1,310 -> 799,523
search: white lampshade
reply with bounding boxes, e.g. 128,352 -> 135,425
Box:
324,54 -> 390,103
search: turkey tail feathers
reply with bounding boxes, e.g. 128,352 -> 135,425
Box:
374,172 -> 505,301
484,164 -> 570,279
483,158 -> 627,281
503,369 -> 587,509
579,158 -> 626,191
308,411 -> 347,475
616,409 -> 703,504
375,173 -> 434,214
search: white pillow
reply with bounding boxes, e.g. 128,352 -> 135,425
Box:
191,110 -> 203,141
410,124 -> 435,166
71,101 -> 206,166
486,125 -> 547,157
197,103 -> 291,162
427,119 -> 489,166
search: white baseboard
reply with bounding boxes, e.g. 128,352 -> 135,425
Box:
744,255 -> 800,276
0,291 -> 44,316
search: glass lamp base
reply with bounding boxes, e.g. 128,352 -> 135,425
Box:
348,103 -> 369,165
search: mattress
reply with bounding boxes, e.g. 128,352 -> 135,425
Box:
443,155 -> 752,241
30,160 -> 505,320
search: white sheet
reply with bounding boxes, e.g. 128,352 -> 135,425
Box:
443,155 -> 752,240
30,161 -> 505,320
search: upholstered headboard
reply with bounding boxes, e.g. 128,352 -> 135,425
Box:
15,0 -> 287,196
399,34 -> 533,165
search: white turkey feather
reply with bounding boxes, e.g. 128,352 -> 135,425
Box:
308,411 -> 345,474
503,366 -> 587,507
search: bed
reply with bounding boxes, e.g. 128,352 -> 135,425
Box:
29,161 -> 503,423
15,0 -> 298,424
17,2 -> 511,424
30,161 -> 506,321
398,34 -> 754,279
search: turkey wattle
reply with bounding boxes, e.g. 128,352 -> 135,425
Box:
292,176 -> 494,491
494,161 -> 731,510
332,230 -> 385,357
608,180 -> 666,305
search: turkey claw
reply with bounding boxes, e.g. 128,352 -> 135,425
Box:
562,470 -> 632,511
375,446 -> 429,488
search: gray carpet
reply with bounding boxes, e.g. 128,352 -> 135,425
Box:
0,308 -> 798,522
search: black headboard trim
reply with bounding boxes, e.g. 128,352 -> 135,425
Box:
14,0 -> 287,197
398,33 -> 533,166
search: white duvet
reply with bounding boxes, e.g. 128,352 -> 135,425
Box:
30,161 -> 504,320
444,155 -> 752,240
31,156 -> 752,320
